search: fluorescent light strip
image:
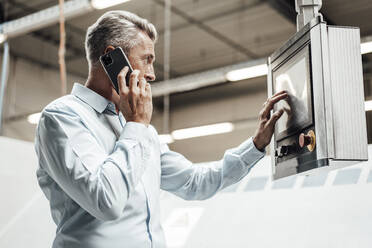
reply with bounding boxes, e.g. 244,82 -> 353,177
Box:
225,41 -> 372,82
0,33 -> 7,44
172,122 -> 234,140
225,64 -> 268,81
361,41 -> 372,55
158,134 -> 174,144
27,112 -> 41,125
91,0 -> 131,9
365,100 -> 372,111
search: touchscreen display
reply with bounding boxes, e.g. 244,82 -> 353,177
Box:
273,45 -> 312,138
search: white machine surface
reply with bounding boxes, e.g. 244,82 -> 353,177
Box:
1,136 -> 372,248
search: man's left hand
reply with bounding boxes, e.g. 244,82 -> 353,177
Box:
253,90 -> 288,151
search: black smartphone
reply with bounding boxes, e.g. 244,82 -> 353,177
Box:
99,47 -> 133,94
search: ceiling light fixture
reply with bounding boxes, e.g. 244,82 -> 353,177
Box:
158,134 -> 174,144
225,40 -> 372,83
361,41 -> 372,55
365,100 -> 372,111
172,122 -> 234,140
225,64 -> 268,82
91,0 -> 131,9
27,112 -> 42,125
0,33 -> 7,44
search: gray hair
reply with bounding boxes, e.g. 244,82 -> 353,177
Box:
85,10 -> 157,68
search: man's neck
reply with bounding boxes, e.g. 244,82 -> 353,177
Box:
85,66 -> 120,109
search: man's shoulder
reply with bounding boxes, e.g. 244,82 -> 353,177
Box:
148,124 -> 158,135
35,95 -> 81,142
43,94 -> 73,111
42,94 -> 89,116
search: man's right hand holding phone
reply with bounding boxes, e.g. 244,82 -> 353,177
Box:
117,67 -> 153,127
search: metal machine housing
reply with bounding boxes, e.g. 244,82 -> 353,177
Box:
268,17 -> 368,180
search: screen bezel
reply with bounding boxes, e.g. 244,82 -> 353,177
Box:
271,43 -> 314,141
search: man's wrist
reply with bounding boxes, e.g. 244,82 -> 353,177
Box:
253,136 -> 265,152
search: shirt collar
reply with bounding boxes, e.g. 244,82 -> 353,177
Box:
71,83 -> 113,114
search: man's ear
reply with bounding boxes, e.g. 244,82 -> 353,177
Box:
104,45 -> 115,55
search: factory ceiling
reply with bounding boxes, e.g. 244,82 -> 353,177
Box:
4,0 -> 372,83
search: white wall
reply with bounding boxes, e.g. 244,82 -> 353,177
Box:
1,136 -> 372,248
0,137 -> 55,248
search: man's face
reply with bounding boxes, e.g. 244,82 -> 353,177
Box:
127,31 -> 156,82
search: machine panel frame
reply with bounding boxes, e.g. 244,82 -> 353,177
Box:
268,17 -> 330,179
269,16 -> 368,180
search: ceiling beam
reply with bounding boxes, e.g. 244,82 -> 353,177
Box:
5,0 -> 180,79
151,57 -> 266,97
8,0 -> 62,19
2,0 -> 91,39
7,0 -> 86,37
152,0 -> 260,59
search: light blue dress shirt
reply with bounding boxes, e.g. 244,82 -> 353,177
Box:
34,83 -> 265,248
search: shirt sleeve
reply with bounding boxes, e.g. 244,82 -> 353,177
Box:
159,137 -> 265,200
35,104 -> 153,221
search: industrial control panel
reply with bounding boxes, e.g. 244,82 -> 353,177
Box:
268,1 -> 368,179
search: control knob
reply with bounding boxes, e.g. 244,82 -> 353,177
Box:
299,130 -> 316,152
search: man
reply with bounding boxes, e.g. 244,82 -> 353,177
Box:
35,10 -> 287,248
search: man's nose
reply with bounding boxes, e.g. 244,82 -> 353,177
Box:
145,72 -> 156,82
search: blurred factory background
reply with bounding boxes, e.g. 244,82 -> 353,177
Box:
1,0 -> 372,247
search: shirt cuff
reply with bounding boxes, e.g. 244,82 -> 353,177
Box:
119,122 -> 151,142
234,137 -> 266,167
119,122 -> 153,159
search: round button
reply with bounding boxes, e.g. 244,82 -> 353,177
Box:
299,133 -> 312,148
299,130 -> 316,152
